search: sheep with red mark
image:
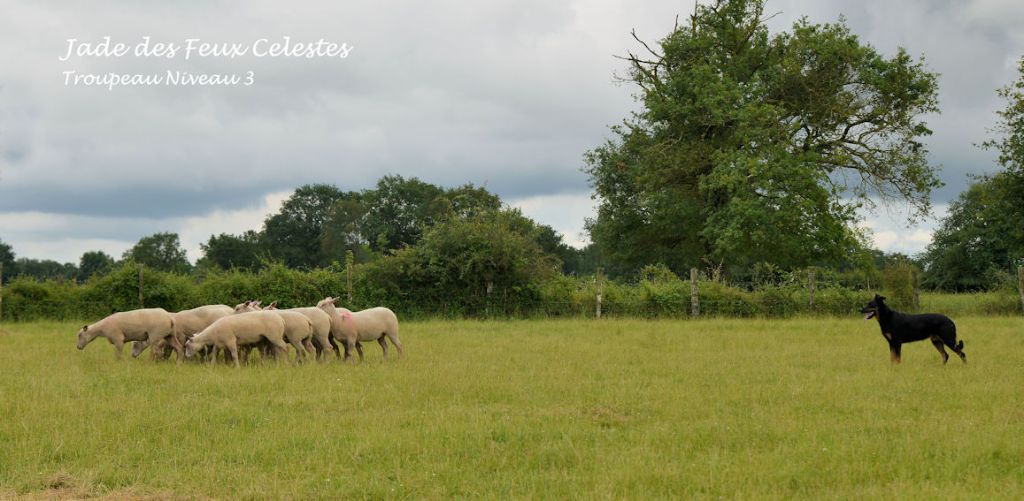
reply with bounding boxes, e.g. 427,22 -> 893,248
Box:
317,297 -> 403,361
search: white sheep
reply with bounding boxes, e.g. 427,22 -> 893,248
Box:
245,301 -> 314,362
234,300 -> 262,313
317,297 -> 404,361
132,304 -> 234,359
76,308 -> 177,359
265,301 -> 334,361
184,310 -> 288,367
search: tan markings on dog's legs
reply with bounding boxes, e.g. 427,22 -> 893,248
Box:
930,336 -> 949,365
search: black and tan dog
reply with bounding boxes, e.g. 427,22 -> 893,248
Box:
860,294 -> 966,364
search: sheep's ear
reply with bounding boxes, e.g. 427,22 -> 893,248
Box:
82,325 -> 88,331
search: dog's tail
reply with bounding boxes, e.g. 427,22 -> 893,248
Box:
955,340 -> 964,351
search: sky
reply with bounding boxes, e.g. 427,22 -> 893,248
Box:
0,0 -> 1022,264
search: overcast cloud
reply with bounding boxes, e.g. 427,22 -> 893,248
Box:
1,0 -> 1022,263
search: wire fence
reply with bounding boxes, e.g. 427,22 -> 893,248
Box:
1,264 -> 1021,322
2,291 -> 1019,323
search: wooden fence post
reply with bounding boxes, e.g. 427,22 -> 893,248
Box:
808,267 -> 816,310
138,264 -> 144,308
0,263 -> 4,322
595,267 -> 603,319
690,268 -> 700,317
1018,266 -> 1024,316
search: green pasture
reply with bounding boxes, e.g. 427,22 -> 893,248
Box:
0,317 -> 1022,499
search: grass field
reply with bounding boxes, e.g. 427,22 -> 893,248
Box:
1,317 -> 1022,499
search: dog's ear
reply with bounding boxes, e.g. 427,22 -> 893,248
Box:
877,295 -> 886,301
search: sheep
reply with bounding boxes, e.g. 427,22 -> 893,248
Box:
247,301 -> 315,363
234,300 -> 262,313
76,308 -> 177,359
132,304 -> 234,359
317,297 -> 403,361
184,311 -> 288,367
266,301 -> 336,361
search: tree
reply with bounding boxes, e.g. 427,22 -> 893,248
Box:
365,209 -> 560,312
0,239 -> 14,284
984,57 -> 1024,175
321,178 -> 504,259
586,0 -> 940,277
533,224 -> 592,275
198,231 -> 265,271
78,251 -> 115,281
922,57 -> 1024,290
262,184 -> 350,268
359,175 -> 444,252
920,177 -> 1016,290
12,258 -> 77,281
430,183 -> 502,220
123,232 -> 192,273
321,194 -> 374,264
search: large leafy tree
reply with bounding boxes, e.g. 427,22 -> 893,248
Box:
198,231 -> 266,271
920,175 -> 1019,290
321,178 -> 503,258
78,251 -> 115,281
0,238 -> 14,283
122,232 -> 192,274
262,184 -> 351,268
922,57 -> 1024,290
586,0 -> 940,276
359,175 -> 445,252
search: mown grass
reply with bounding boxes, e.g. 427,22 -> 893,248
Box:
0,317 -> 1022,499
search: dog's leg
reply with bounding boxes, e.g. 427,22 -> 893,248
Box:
930,336 -> 949,364
889,343 -> 902,364
948,339 -> 966,363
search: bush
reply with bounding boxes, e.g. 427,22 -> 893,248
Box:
80,263 -> 197,314
881,259 -> 918,311
758,286 -> 801,317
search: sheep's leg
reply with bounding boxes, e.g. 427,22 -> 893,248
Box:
340,338 -> 353,362
227,340 -> 240,368
328,335 -> 342,360
355,341 -> 364,361
112,338 -> 125,360
377,335 -> 389,360
312,335 -> 327,360
238,345 -> 251,365
270,338 -> 289,362
303,338 -> 316,359
168,334 -> 184,363
337,338 -> 349,361
387,330 -> 404,358
289,338 -> 306,364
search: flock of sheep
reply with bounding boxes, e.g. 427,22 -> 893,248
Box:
74,297 -> 403,367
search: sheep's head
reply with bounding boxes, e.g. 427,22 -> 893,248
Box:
131,341 -> 148,358
316,297 -> 337,310
266,301 -> 278,310
76,325 -> 96,350
184,338 -> 198,359
233,300 -> 253,313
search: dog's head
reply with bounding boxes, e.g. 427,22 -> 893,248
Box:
860,294 -> 887,320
